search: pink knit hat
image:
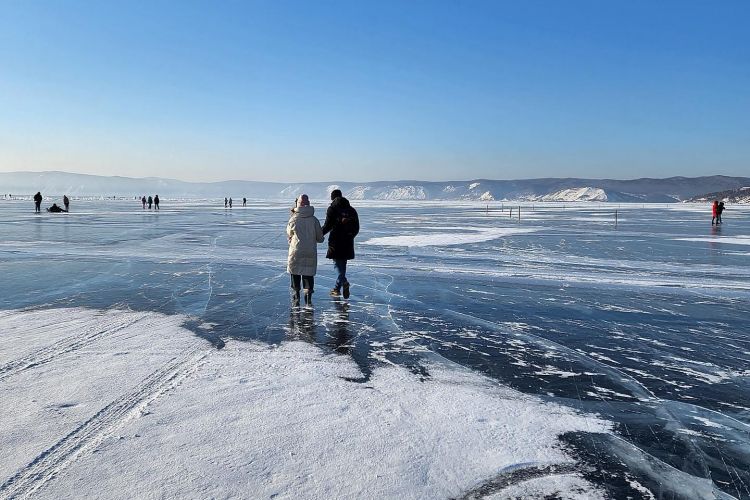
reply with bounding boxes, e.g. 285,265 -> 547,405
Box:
298,194 -> 310,206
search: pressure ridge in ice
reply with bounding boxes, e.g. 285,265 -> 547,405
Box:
0,307 -> 611,499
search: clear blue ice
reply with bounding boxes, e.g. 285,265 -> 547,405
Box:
1,199 -> 749,498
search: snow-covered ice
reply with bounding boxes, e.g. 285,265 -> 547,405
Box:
362,227 -> 539,247
1,199 -> 749,499
675,235 -> 750,246
0,307 -> 609,498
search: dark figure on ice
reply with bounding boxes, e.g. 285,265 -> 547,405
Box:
46,203 -> 67,213
322,189 -> 359,299
711,200 -> 719,225
148,195 -> 153,209
154,195 -> 160,210
142,196 -> 147,209
717,202 -> 725,224
63,195 -> 70,212
229,197 -> 233,208
33,192 -> 43,213
243,197 -> 247,207
225,197 -> 228,208
287,194 -> 324,306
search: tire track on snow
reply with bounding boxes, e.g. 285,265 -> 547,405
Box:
0,342 -> 208,500
0,311 -> 151,382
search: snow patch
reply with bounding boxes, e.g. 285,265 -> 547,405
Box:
479,191 -> 495,201
279,184 -> 304,198
675,236 -> 750,246
0,307 -> 612,499
346,185 -> 371,200
541,187 -> 608,202
486,473 -> 607,499
362,227 -> 540,247
373,185 -> 427,200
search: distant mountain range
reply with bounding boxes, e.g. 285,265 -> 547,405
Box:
1,171 -> 749,203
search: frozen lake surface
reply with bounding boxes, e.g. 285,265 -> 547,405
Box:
1,199 -> 749,499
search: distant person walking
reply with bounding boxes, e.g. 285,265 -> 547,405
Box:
154,195 -> 160,210
225,197 -> 228,208
63,195 -> 70,212
33,192 -> 43,213
711,200 -> 719,225
287,194 -> 324,306
717,201 -> 725,224
148,195 -> 153,209
243,197 -> 247,207
322,189 -> 359,299
229,197 -> 233,208
142,196 -> 147,209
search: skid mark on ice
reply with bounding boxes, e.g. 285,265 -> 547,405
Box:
0,310 -> 151,382
455,463 -> 581,500
0,341 -> 208,500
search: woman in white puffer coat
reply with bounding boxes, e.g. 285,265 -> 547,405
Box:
287,194 -> 324,305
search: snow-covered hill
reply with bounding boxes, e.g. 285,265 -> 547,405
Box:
2,171 -> 749,202
687,186 -> 750,204
539,187 -> 608,202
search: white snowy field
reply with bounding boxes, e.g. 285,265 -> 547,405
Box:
0,307 -> 610,499
1,199 -> 749,499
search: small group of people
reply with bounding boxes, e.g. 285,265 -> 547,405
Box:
286,189 -> 359,306
33,192 -> 70,213
711,200 -> 726,225
141,195 -> 160,210
224,197 -> 247,208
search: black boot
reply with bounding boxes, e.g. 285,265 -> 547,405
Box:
292,289 -> 301,307
304,289 -> 313,306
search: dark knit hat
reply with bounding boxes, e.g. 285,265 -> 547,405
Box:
298,194 -> 310,206
330,189 -> 342,200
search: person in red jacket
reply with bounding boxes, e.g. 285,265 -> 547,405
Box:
711,200 -> 719,225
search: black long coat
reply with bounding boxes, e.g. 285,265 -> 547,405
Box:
321,197 -> 359,260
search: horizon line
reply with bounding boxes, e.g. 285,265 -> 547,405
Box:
1,169 -> 748,185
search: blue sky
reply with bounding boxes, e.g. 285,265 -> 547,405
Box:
0,0 -> 748,182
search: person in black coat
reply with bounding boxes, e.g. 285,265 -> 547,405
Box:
321,189 -> 359,298
154,195 -> 160,210
63,195 -> 70,212
33,192 -> 43,213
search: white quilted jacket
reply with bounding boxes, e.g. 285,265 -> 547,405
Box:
287,206 -> 324,276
